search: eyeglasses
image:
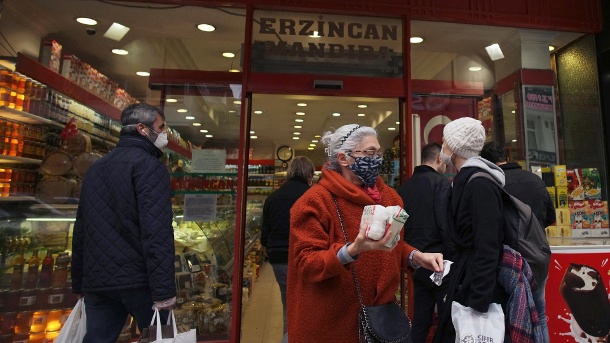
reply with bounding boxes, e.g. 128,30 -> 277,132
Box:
346,149 -> 383,158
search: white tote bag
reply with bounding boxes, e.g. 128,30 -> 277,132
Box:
147,309 -> 196,343
56,298 -> 87,343
451,301 -> 505,343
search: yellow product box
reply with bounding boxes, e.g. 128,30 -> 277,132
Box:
553,165 -> 567,187
556,187 -> 569,208
558,225 -> 571,237
547,187 -> 557,208
555,208 -> 570,226
545,226 -> 558,237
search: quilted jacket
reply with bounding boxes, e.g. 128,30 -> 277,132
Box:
71,132 -> 176,301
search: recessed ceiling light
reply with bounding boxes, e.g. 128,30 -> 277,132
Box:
315,135 -> 321,138
332,112 -> 341,117
295,119 -> 304,122
185,116 -> 195,120
512,110 -> 516,113
296,112 -> 305,115
308,147 -> 314,150
294,125 -> 302,129
485,43 -> 504,61
254,110 -> 263,114
512,139 -> 517,142
358,104 -> 367,108
388,127 -> 396,131
111,49 -> 128,55
410,37 -> 424,43
294,132 -> 301,135
229,69 -> 240,73
468,66 -> 482,71
200,129 -> 208,133
205,134 -> 213,138
309,31 -> 322,38
312,140 -> 318,143
396,121 -> 400,125
103,22 -> 130,41
76,18 -> 97,26
228,110 -> 236,113
251,136 -> 258,139
250,131 -> 255,134
549,45 -> 555,52
358,113 -> 366,117
197,24 -> 216,32
177,109 -> 187,113
309,144 -> 316,147
297,103 -> 307,107
233,100 -> 241,105
166,98 -> 177,103
193,123 -> 201,126
136,71 -> 150,76
222,52 -> 235,58
293,137 -> 300,140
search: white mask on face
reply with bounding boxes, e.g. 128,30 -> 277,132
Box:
153,131 -> 168,150
440,144 -> 453,166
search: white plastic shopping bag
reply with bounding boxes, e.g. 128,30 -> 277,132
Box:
451,301 -> 504,343
56,298 -> 86,343
142,309 -> 196,343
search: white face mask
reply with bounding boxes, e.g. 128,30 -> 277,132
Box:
153,131 -> 168,150
440,144 -> 453,166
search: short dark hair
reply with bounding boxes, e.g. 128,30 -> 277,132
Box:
421,143 -> 441,164
288,156 -> 315,180
121,103 -> 164,133
480,141 -> 508,163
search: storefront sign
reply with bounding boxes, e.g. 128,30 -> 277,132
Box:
252,10 -> 403,77
524,86 -> 554,112
522,85 -> 559,167
546,248 -> 610,342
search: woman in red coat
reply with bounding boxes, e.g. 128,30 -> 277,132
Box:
286,124 -> 444,343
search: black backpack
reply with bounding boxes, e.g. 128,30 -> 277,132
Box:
467,172 -> 552,289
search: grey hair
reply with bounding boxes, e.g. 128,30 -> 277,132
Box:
120,103 -> 164,134
287,156 -> 315,180
320,124 -> 378,172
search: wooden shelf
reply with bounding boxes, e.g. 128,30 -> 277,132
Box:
0,155 -> 42,164
0,106 -> 63,127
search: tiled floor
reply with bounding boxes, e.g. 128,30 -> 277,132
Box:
241,263 -> 284,343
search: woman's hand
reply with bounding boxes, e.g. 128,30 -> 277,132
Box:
346,223 -> 395,257
413,251 -> 444,272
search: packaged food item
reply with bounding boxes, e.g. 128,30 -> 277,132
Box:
552,165 -> 567,186
587,200 -> 609,229
556,186 -> 568,208
582,168 -> 602,200
39,40 -> 62,73
546,187 -> 557,208
555,208 -> 570,226
569,201 -> 589,230
567,169 -> 584,200
558,225 -> 571,237
545,226 -> 557,237
361,205 -> 389,241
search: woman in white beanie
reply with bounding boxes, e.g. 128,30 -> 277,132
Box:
432,117 -> 510,343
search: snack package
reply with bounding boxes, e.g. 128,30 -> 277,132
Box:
361,205 -> 389,241
384,206 -> 408,248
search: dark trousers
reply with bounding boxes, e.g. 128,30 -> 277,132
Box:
83,287 -> 166,343
411,275 -> 449,343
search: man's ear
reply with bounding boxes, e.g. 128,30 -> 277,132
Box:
436,154 -> 443,165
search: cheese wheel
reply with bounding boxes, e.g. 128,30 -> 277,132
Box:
73,152 -> 101,178
40,150 -> 73,176
35,176 -> 75,204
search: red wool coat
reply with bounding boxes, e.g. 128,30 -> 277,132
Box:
286,168 -> 416,343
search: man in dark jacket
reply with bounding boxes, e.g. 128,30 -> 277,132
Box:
72,103 -> 176,343
481,141 -> 555,343
397,142 -> 453,343
261,156 -> 314,341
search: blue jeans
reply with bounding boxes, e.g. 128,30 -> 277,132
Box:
271,263 -> 288,336
83,287 -> 167,343
532,279 -> 550,343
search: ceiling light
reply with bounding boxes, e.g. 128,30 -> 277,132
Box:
295,119 -> 304,122
309,31 -> 322,38
193,123 -> 202,126
549,45 -> 555,52
294,132 -> 301,135
222,52 -> 235,58
233,100 -> 241,105
250,131 -> 255,134
103,22 -> 130,41
485,43 -> 504,61
468,66 -> 482,72
296,112 -> 305,115
229,69 -> 240,73
297,103 -> 307,107
315,135 -> 321,138
358,113 -> 366,117
512,110 -> 516,113
197,24 -> 216,32
512,139 -> 517,142
293,137 -> 300,140
205,134 -> 213,138
177,109 -> 187,113
136,71 -> 150,76
185,116 -> 195,120
308,147 -> 314,150
254,110 -> 262,114
309,144 -> 316,147
251,136 -> 258,139
396,121 -> 400,125
410,37 -> 424,43
294,125 -> 302,129
228,110 -> 236,113
358,104 -> 367,108
388,127 -> 396,131
76,18 -> 97,26
111,49 -> 128,55
332,112 -> 341,117
312,140 -> 318,143
166,98 -> 177,103
200,129 -> 208,133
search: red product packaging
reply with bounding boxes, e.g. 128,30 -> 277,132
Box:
569,201 -> 589,230
567,169 -> 584,201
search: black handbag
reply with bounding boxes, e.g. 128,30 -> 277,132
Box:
332,197 -> 412,343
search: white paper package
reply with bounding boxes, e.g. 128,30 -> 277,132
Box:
361,205 -> 409,248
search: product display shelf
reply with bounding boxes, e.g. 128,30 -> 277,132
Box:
0,155 -> 41,164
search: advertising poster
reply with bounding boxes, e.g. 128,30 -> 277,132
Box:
546,248 -> 610,342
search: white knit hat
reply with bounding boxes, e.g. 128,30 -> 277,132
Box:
443,117 -> 486,159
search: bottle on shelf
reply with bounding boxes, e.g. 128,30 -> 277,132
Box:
10,249 -> 26,290
24,249 -> 40,289
37,250 -> 54,289
50,252 -> 70,288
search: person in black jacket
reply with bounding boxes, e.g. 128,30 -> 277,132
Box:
397,142 -> 453,343
261,156 -> 315,341
433,117 -> 513,343
481,141 -> 555,343
72,103 -> 176,343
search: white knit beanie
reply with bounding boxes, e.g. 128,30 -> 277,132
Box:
443,117 -> 486,159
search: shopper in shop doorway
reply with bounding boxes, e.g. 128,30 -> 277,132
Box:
72,103 -> 176,343
286,124 -> 444,343
396,142 -> 454,343
481,141 -> 555,343
261,156 -> 315,343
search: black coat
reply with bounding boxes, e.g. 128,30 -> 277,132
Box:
71,133 -> 176,301
500,162 -> 556,228
261,176 -> 310,264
